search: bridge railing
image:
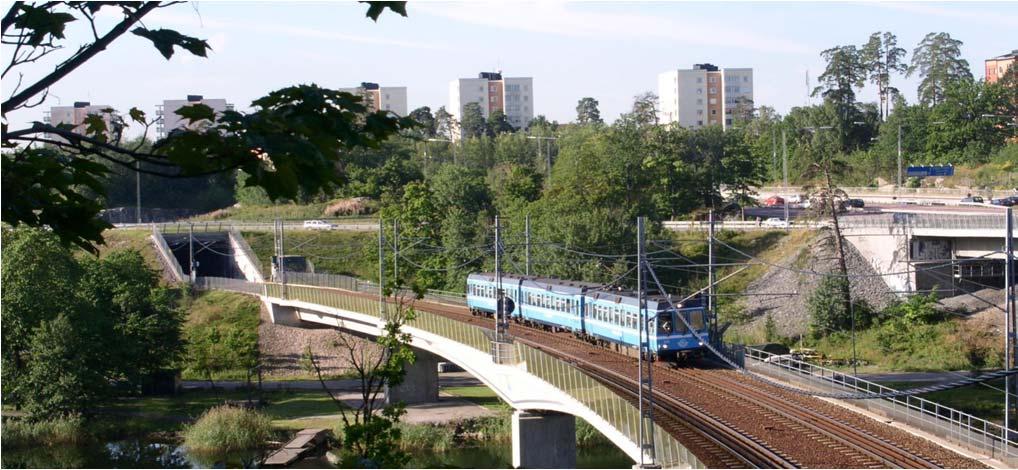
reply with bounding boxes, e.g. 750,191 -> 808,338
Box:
193,276 -> 264,295
151,225 -> 186,282
745,347 -> 1018,464
516,342 -> 703,468
838,212 -> 1018,230
255,281 -> 700,468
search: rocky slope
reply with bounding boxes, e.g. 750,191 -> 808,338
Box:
735,229 -> 897,339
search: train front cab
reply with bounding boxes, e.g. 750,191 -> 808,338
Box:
651,306 -> 709,361
466,273 -> 524,318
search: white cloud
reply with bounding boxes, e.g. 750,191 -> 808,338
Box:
414,1 -> 813,55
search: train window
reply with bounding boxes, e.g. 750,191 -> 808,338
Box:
657,314 -> 674,335
689,310 -> 706,330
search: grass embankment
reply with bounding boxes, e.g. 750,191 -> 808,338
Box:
190,203 -> 377,222
876,379 -> 1006,424
180,291 -> 261,381
666,229 -> 806,325
93,230 -> 163,270
242,230 -> 376,280
182,406 -> 274,453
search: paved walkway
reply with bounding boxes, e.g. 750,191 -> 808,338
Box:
860,370 -> 985,384
181,371 -> 484,391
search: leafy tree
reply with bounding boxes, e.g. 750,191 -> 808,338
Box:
342,138 -> 424,199
1,228 -> 185,417
487,109 -> 515,135
908,32 -> 972,106
459,102 -> 489,139
490,164 -> 543,209
77,250 -> 182,385
860,32 -> 908,120
621,92 -> 659,127
433,106 -> 458,140
575,97 -> 603,124
813,45 -> 866,112
732,97 -> 755,124
1,1 -> 412,252
527,114 -> 558,134
22,313 -> 110,419
408,106 -> 437,137
235,170 -> 274,205
1,228 -> 82,407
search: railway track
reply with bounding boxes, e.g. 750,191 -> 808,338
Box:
529,341 -> 798,468
282,286 -> 981,468
666,366 -> 943,469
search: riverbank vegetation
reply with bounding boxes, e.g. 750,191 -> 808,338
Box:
182,406 -> 274,453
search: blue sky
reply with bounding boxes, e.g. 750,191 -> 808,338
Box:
3,1 -> 1017,135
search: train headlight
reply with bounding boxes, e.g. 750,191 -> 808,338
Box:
662,344 -> 668,349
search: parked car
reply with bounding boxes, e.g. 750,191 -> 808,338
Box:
764,195 -> 785,207
302,219 -> 334,230
763,217 -> 788,228
991,197 -> 1017,207
960,196 -> 984,204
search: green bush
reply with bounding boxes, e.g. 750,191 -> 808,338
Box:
1,414 -> 87,448
182,405 -> 273,453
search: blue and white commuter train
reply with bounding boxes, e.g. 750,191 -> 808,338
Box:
466,272 -> 710,360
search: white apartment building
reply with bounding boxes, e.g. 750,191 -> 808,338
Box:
43,101 -> 118,142
449,72 -> 533,138
156,95 -> 234,139
658,64 -> 753,130
338,82 -> 408,115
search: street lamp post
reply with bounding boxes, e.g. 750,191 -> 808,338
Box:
426,138 -> 455,165
527,135 -> 557,181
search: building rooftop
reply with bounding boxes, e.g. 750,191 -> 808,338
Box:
988,50 -> 1018,61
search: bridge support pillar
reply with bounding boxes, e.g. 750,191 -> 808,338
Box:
512,410 -> 576,469
386,349 -> 439,405
267,302 -> 302,327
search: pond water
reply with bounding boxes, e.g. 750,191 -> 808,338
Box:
1,438 -> 633,468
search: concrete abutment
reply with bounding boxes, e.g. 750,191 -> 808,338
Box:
386,348 -> 440,405
512,410 -> 577,469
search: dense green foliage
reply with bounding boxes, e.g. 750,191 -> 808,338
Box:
1,228 -> 183,419
182,406 -> 274,453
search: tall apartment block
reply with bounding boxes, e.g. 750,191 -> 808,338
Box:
156,95 -> 234,139
658,64 -> 753,129
985,50 -> 1016,84
449,71 -> 534,137
43,101 -> 118,142
338,82 -> 408,115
